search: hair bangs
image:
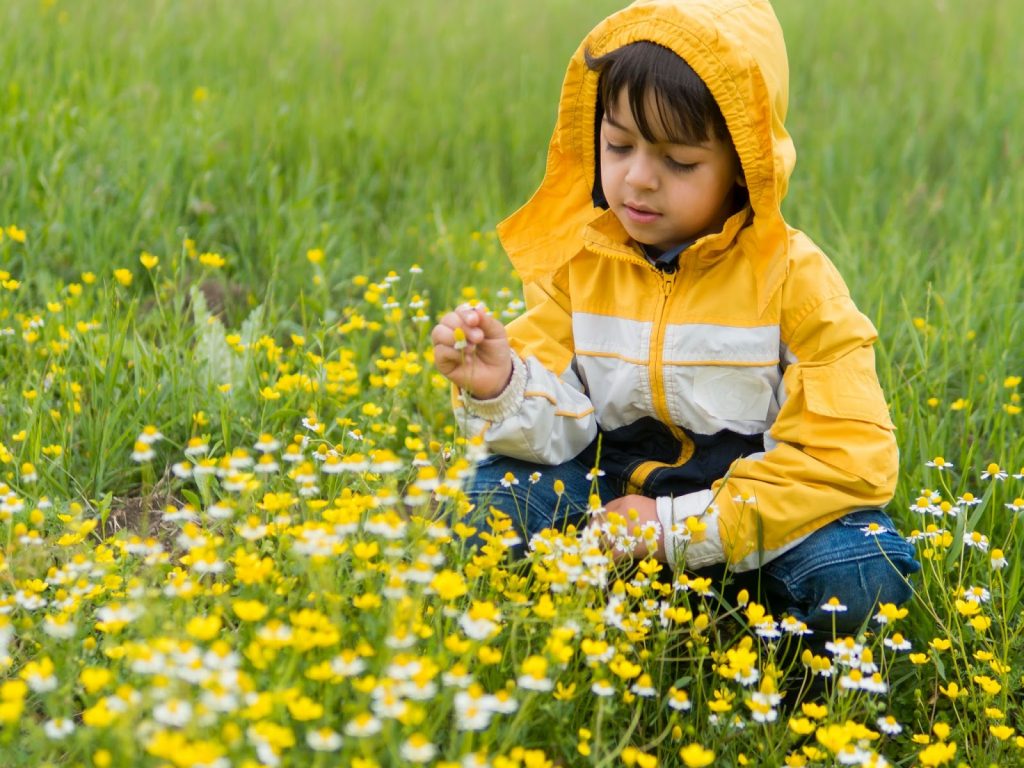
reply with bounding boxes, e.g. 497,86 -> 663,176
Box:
587,41 -> 729,147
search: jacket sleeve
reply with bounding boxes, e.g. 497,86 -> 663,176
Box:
453,271 -> 598,465
659,261 -> 898,572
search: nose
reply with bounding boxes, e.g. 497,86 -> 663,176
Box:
623,150 -> 659,191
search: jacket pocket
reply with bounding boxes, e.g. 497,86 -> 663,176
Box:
800,365 -> 896,487
802,366 -> 894,429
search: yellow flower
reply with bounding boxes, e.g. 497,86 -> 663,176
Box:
552,682 -> 576,701
973,675 -> 1001,695
430,570 -> 468,600
815,723 -> 853,754
306,248 -> 325,264
801,701 -> 828,720
5,225 -> 26,243
352,541 -> 379,561
477,646 -> 501,665
139,252 -> 159,269
679,744 -> 715,768
609,656 -> 642,680
1,680 -> 27,704
113,268 -> 133,286
186,614 -> 223,641
82,700 -> 117,727
874,602 -> 908,623
970,615 -> 992,632
954,599 -> 981,616
353,593 -> 381,610
199,252 -> 226,268
532,594 -> 556,619
0,697 -> 23,722
519,655 -> 548,678
788,717 -> 816,735
685,515 -> 707,538
707,688 -> 734,713
232,600 -> 269,622
287,696 -> 324,721
939,682 -> 963,700
79,667 -> 112,694
990,724 -> 1015,740
989,658 -> 1011,675
918,741 -> 956,766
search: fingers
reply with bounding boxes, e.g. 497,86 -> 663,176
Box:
430,304 -> 504,348
430,304 -> 512,398
431,343 -> 465,374
473,307 -> 507,341
430,315 -> 476,350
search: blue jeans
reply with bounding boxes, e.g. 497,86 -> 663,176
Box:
462,454 -> 920,636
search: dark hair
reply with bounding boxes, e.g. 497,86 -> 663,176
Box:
585,41 -> 730,146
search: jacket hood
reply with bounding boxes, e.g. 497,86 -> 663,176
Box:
497,0 -> 795,310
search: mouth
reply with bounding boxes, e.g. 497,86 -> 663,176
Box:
623,203 -> 661,223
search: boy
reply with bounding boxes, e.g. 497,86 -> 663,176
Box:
431,0 -> 917,635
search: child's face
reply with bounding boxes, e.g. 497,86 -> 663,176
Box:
599,89 -> 743,252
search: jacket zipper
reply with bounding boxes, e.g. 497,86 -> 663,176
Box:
583,241 -> 687,441
584,242 -> 696,490
649,269 -> 685,441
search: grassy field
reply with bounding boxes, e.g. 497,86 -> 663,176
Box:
1,0 -> 1023,765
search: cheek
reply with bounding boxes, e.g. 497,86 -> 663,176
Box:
681,173 -> 722,207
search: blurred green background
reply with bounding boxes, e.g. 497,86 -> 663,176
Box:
1,0 -> 1022,479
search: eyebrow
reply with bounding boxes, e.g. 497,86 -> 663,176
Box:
603,110 -> 712,149
602,112 -> 631,132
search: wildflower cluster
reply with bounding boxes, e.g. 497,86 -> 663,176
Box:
1,231 -> 1023,767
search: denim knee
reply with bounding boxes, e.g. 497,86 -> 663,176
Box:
764,509 -> 920,634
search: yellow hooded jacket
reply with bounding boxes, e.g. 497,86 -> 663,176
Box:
459,0 -> 898,571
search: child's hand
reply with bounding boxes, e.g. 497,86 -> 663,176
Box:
589,495 -> 664,561
431,303 -> 513,399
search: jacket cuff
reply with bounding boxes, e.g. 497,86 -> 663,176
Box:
656,490 -> 725,571
461,352 -> 527,422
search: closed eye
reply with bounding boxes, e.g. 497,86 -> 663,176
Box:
605,141 -> 631,154
666,157 -> 698,172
